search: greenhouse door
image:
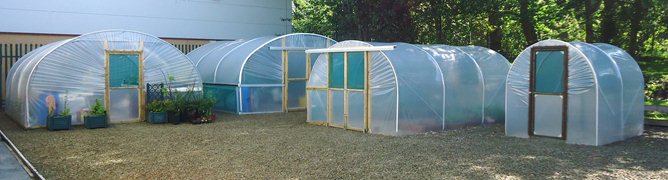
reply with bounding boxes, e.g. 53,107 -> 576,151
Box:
106,52 -> 143,122
328,52 -> 368,132
284,51 -> 308,111
529,46 -> 568,139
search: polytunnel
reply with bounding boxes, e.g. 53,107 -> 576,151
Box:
6,30 -> 203,129
187,33 -> 335,114
505,39 -> 644,146
305,40 -> 510,135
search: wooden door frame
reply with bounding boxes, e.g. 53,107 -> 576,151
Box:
528,46 -> 568,140
104,42 -> 144,122
283,50 -> 309,112
323,51 -> 370,132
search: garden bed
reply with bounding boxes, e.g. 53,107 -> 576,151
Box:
0,112 -> 667,179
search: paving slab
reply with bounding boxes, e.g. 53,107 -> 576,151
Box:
0,143 -> 30,180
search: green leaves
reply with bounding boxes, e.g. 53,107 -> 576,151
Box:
90,99 -> 106,116
293,0 -> 668,60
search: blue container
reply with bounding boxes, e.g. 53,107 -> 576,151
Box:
84,115 -> 108,129
47,115 -> 71,131
148,111 -> 167,124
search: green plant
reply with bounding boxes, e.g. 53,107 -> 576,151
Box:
90,99 -> 106,116
160,75 -> 177,97
60,91 -> 71,116
199,95 -> 217,115
147,100 -> 166,112
646,75 -> 668,103
163,100 -> 176,112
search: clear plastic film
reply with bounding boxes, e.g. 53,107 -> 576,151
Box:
306,40 -> 510,135
457,46 -> 511,123
382,43 -> 444,134
571,42 -> 623,145
188,33 -> 335,113
593,43 -> 644,139
7,30 -> 203,128
506,39 -> 643,146
425,45 -> 483,128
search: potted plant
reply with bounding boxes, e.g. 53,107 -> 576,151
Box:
203,96 -> 217,122
47,93 -> 72,131
192,96 -> 217,124
168,95 -> 183,125
147,100 -> 167,124
176,88 -> 200,123
84,99 -> 108,129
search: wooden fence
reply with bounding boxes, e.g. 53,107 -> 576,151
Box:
0,43 -> 202,103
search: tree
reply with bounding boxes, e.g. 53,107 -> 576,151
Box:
600,0 -> 617,43
292,0 -> 668,61
488,0 -> 503,51
584,0 -> 599,42
519,0 -> 538,45
628,0 -> 649,57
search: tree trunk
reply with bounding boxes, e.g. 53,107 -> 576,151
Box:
434,2 -> 444,43
600,0 -> 617,43
628,0 -> 644,57
585,0 -> 595,42
488,0 -> 502,51
519,0 -> 538,45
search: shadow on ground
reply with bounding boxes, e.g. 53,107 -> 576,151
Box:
0,112 -> 666,179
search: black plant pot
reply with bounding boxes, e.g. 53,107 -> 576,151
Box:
180,110 -> 199,123
47,115 -> 72,131
168,111 -> 181,124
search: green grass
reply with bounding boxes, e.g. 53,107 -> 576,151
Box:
645,100 -> 668,106
646,111 -> 668,121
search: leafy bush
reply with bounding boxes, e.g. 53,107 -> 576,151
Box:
89,99 -> 106,116
646,75 -> 668,103
147,100 -> 167,112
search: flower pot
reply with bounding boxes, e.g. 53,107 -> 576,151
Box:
147,111 -> 167,124
47,115 -> 72,131
84,115 -> 108,129
168,111 -> 181,124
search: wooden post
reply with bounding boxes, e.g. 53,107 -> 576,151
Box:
343,52 -> 348,129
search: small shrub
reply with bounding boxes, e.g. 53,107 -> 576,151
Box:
147,100 -> 166,112
90,99 -> 106,116
645,75 -> 668,102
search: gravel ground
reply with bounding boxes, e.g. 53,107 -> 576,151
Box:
1,112 -> 667,179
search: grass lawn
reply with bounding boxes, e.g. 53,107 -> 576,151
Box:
1,112 -> 667,179
646,111 -> 668,121
646,100 -> 668,106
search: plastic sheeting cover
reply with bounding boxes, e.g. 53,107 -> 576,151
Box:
594,43 -> 644,139
307,40 -> 510,135
188,33 -> 335,113
6,30 -> 203,128
457,46 -> 511,123
505,39 -> 643,146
